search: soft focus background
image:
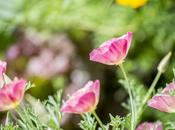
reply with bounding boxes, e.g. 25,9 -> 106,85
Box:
0,0 -> 175,129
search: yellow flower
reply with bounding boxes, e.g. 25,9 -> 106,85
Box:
116,0 -> 147,8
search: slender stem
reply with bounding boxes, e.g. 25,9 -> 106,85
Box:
5,112 -> 10,125
10,110 -> 18,122
92,111 -> 105,130
119,63 -> 135,130
136,71 -> 162,124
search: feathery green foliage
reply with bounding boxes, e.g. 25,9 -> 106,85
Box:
79,113 -> 97,130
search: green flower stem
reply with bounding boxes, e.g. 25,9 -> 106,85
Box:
5,112 -> 10,125
136,71 -> 162,124
119,63 -> 135,130
92,111 -> 105,130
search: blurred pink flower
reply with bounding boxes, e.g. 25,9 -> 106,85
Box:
0,60 -> 27,111
6,45 -> 20,61
89,32 -> 132,65
148,82 -> 175,113
61,80 -> 100,114
136,121 -> 163,130
27,48 -> 70,78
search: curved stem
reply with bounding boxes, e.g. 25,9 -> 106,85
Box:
92,111 -> 105,130
119,63 -> 135,130
136,71 -> 162,124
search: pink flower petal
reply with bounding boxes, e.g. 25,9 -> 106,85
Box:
162,82 -> 175,94
0,61 -> 7,88
0,60 -> 6,74
137,121 -> 163,130
89,46 -> 115,65
148,82 -> 175,113
148,95 -> 175,113
61,92 -> 95,113
9,79 -> 26,101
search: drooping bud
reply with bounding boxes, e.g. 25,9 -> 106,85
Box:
157,52 -> 172,73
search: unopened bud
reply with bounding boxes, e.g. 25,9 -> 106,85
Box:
157,52 -> 172,73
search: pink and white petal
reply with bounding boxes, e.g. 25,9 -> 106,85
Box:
62,95 -> 80,110
156,121 -> 163,130
90,49 -> 115,65
136,122 -> 152,130
70,81 -> 94,99
0,76 -> 5,88
83,81 -> 94,90
136,121 -> 163,130
74,92 -> 96,113
162,82 -> 175,94
0,61 -> 7,88
63,80 -> 99,108
61,92 -> 95,113
0,60 -> 7,73
60,105 -> 75,113
119,32 -> 132,52
109,41 -> 123,56
0,92 -> 14,111
10,79 -> 26,101
89,45 -> 117,65
102,50 -> 118,64
90,45 -> 109,55
109,39 -> 128,60
148,95 -> 175,113
61,89 -> 90,112
90,80 -> 100,104
100,38 -> 118,47
95,38 -> 129,65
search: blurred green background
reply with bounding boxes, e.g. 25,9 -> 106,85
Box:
0,0 -> 175,129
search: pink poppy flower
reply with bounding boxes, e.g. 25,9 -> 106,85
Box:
148,82 -> 175,113
136,121 -> 163,130
89,32 -> 132,65
0,78 -> 27,111
0,60 -> 27,111
61,80 -> 100,114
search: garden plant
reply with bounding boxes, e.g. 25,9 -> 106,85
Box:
0,32 -> 174,130
1,0 -> 175,130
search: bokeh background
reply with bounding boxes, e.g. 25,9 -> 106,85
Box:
0,0 -> 175,129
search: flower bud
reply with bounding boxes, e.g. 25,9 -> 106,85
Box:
157,52 -> 172,73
